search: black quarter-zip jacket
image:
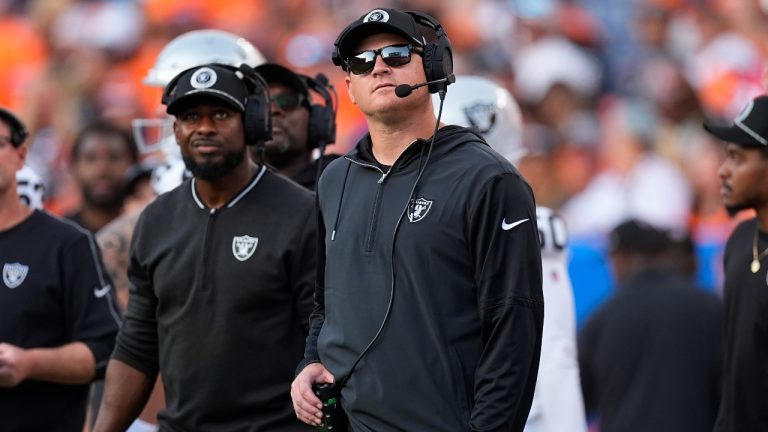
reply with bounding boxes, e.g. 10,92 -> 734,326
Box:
301,126 -> 544,432
113,166 -> 316,432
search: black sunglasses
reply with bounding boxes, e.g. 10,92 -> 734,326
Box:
345,44 -> 420,75
270,92 -> 305,111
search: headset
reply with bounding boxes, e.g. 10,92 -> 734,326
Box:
408,11 -> 453,94
332,10 -> 453,94
299,73 -> 337,148
161,63 -> 272,148
0,107 -> 29,147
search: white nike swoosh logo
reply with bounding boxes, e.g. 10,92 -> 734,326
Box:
501,218 -> 530,231
94,285 -> 112,298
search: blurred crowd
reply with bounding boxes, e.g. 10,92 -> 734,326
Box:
1,0 -> 767,322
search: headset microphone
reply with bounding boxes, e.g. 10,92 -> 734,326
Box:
395,74 -> 455,98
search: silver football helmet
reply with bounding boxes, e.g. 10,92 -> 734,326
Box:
134,29 -> 266,193
143,29 -> 266,87
434,75 -> 525,165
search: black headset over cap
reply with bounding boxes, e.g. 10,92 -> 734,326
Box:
0,107 -> 29,148
162,63 -> 272,147
332,8 -> 453,94
255,63 -> 337,148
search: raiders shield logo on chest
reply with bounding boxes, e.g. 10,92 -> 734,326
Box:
232,235 -> 259,261
3,263 -> 29,289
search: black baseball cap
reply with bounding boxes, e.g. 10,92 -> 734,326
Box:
703,95 -> 768,148
333,8 -> 427,66
609,219 -> 670,255
254,63 -> 309,101
165,64 -> 250,115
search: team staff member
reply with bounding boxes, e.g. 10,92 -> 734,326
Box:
92,31 -> 268,432
94,64 -> 316,431
704,95 -> 768,431
291,9 -> 543,431
0,106 -> 120,432
254,63 -> 338,190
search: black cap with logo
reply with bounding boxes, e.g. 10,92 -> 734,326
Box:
703,95 -> 768,148
165,64 -> 250,115
332,8 -> 427,66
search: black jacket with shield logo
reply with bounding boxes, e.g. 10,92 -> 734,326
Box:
301,126 -> 544,432
113,165 -> 316,431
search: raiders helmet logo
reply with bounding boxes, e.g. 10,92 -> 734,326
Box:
364,9 -> 389,23
3,263 -> 29,289
190,67 -> 217,89
463,102 -> 497,135
408,197 -> 433,223
232,235 -> 259,261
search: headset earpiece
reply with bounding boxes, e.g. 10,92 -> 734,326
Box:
237,64 -> 272,147
405,11 -> 453,94
301,73 -> 337,148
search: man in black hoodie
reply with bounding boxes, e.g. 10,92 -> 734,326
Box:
291,8 -> 543,432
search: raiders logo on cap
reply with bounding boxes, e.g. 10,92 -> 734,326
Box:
364,9 -> 389,23
190,67 -> 217,89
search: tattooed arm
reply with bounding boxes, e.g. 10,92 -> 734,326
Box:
96,212 -> 141,310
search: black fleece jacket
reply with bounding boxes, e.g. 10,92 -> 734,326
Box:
300,126 -> 544,432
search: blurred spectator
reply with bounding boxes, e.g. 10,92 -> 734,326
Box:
66,122 -> 138,232
579,219 -> 723,432
561,96 -> 692,237
684,6 -> 764,118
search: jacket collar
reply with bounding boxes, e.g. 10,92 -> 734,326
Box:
190,164 -> 267,210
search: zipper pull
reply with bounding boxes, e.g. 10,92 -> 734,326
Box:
210,208 -> 216,215
378,171 -> 389,184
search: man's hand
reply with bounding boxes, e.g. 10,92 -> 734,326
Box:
291,362 -> 335,426
0,342 -> 30,387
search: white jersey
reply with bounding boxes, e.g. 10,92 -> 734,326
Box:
16,164 -> 45,209
524,207 -> 587,432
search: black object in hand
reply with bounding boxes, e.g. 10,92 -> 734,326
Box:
312,383 -> 347,431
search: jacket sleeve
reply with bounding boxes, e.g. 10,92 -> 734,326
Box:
62,231 -> 122,379
110,211 -> 160,379
467,173 -> 544,432
297,197 -> 326,374
292,203 -> 318,333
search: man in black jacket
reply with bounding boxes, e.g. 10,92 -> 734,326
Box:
94,64 -> 316,431
578,220 -> 723,432
254,63 -> 338,190
291,8 -> 543,432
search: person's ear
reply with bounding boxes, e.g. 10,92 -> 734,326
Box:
345,75 -> 356,105
15,145 -> 27,170
173,120 -> 180,147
